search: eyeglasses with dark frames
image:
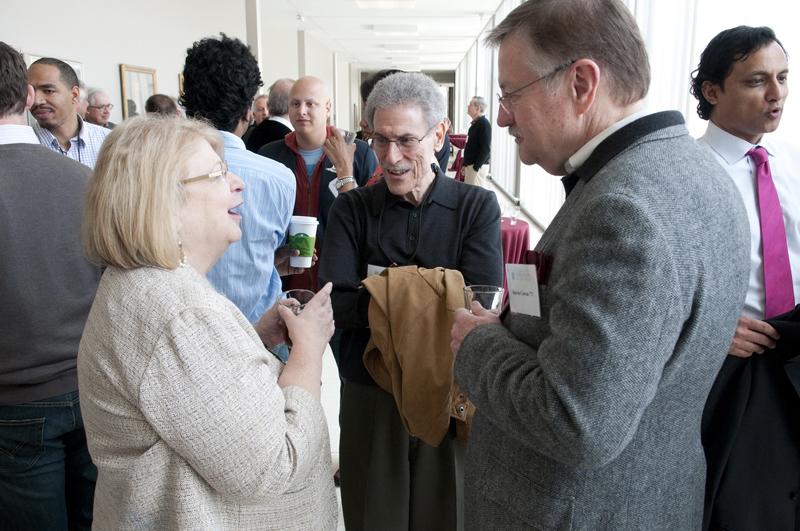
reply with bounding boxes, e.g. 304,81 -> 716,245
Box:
371,124 -> 438,152
496,60 -> 576,114
181,160 -> 229,185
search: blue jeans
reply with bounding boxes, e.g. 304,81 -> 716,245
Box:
0,391 -> 96,531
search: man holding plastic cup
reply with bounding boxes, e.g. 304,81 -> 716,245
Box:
259,76 -> 378,292
319,72 -> 502,531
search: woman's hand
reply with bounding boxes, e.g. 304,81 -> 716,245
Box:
278,282 -> 335,358
275,283 -> 335,399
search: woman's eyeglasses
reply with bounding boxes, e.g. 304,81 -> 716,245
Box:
181,160 -> 228,185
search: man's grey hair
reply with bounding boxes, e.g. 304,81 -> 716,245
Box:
87,88 -> 106,105
267,78 -> 294,116
366,72 -> 446,130
471,96 -> 487,113
252,94 -> 267,109
486,0 -> 650,106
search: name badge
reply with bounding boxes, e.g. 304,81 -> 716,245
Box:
506,263 -> 541,317
366,264 -> 386,278
327,177 -> 339,198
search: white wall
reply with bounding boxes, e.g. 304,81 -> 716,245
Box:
261,16 -> 300,82
1,0 -> 247,125
334,53 -> 353,130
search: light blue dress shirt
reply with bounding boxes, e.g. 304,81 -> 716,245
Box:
207,131 -> 296,323
31,117 -> 110,169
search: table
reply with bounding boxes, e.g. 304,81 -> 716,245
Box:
449,134 -> 468,182
500,216 -> 530,303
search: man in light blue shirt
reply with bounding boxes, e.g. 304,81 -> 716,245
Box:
181,34 -> 296,321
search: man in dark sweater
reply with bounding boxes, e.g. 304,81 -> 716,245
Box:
245,78 -> 294,153
0,41 -> 101,530
320,71 -> 501,531
463,95 -> 492,187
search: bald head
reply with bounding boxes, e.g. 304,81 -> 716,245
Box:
289,76 -> 331,148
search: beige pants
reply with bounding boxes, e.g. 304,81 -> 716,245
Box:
463,164 -> 489,188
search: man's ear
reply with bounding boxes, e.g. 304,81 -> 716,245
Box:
71,85 -> 80,104
25,84 -> 34,111
701,80 -> 721,106
570,59 -> 600,115
432,120 -> 446,152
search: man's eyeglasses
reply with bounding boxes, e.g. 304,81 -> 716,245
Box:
181,160 -> 228,185
371,124 -> 437,152
496,60 -> 576,114
88,104 -> 114,111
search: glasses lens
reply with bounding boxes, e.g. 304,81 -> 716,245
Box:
372,136 -> 388,150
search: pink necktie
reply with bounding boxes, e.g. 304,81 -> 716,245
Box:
748,146 -> 795,318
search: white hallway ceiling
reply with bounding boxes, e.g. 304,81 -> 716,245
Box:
271,0 -> 502,71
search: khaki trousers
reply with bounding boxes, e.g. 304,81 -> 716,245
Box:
463,164 -> 488,188
340,380 -> 464,531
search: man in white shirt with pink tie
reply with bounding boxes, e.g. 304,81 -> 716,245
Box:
692,25 -> 800,530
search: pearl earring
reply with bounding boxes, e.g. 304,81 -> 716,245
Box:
178,240 -> 188,267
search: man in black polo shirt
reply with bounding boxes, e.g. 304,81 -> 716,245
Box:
320,72 -> 502,531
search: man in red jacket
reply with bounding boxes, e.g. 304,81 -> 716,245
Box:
259,76 -> 377,291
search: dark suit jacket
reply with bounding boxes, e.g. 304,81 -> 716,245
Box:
703,305 -> 800,531
245,118 -> 292,153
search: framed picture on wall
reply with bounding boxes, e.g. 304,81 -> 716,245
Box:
120,64 -> 157,120
23,53 -> 84,81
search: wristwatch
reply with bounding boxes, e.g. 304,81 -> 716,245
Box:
335,176 -> 357,191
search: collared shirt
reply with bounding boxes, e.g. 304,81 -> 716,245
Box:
698,120 -> 800,319
31,116 -> 110,169
565,109 -> 649,173
0,124 -> 39,145
269,115 -> 293,131
206,131 -> 296,323
319,170 -> 503,383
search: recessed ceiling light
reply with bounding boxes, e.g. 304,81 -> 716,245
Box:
355,0 -> 416,8
365,23 -> 418,36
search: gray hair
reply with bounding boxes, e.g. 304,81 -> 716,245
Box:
252,94 -> 267,108
471,96 -> 487,113
366,72 -> 445,130
486,0 -> 650,106
86,88 -> 106,105
267,78 -> 294,116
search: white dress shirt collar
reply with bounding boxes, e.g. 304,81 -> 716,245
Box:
703,119 -> 776,164
269,115 -> 293,131
565,109 -> 649,174
0,124 -> 40,145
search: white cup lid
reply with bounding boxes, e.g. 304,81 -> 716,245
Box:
290,215 -> 319,225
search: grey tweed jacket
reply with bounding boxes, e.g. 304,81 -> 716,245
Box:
454,112 -> 750,530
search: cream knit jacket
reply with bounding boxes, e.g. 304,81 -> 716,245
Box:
78,265 -> 336,530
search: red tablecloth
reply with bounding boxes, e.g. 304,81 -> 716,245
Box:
449,134 -> 468,182
449,134 -> 467,149
500,216 -> 530,302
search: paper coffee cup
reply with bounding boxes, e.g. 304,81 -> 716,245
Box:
288,216 -> 318,268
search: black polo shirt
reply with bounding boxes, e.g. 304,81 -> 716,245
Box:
319,167 -> 503,384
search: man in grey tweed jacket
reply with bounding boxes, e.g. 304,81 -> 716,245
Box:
450,1 -> 751,529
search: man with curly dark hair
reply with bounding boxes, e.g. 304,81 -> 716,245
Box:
181,34 -> 298,326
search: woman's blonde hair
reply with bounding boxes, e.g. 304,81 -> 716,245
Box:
83,115 -> 223,269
